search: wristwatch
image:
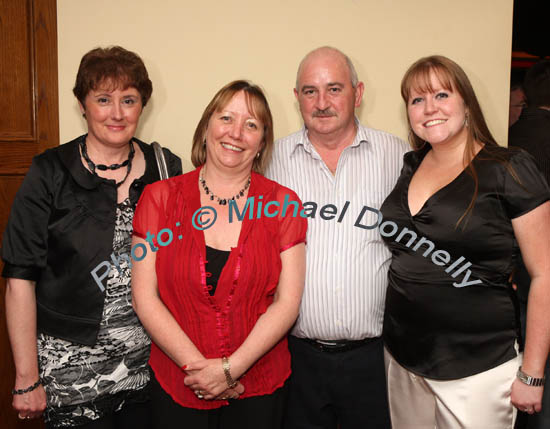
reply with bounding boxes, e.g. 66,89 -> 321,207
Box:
517,367 -> 545,387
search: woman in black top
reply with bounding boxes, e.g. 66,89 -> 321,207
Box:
380,55 -> 550,428
2,46 -> 181,427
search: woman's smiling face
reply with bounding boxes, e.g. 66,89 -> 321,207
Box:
205,90 -> 264,172
407,71 -> 468,148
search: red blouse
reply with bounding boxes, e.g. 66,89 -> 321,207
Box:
133,167 -> 307,409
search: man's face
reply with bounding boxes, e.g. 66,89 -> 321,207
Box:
509,87 -> 526,127
294,52 -> 363,140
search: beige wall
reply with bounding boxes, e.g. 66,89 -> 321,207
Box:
58,0 -> 513,169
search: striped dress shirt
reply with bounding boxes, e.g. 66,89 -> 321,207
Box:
265,122 -> 409,340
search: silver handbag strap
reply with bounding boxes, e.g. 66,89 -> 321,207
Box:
152,141 -> 169,180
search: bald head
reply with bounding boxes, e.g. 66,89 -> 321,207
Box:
296,46 -> 359,91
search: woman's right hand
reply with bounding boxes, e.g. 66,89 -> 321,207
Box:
183,365 -> 245,401
12,383 -> 46,420
5,278 -> 46,419
213,382 -> 245,401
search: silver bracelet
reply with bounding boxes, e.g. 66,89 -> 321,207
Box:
517,367 -> 545,387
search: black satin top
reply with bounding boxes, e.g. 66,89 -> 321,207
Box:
380,145 -> 550,380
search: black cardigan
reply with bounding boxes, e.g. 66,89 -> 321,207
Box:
1,135 -> 182,345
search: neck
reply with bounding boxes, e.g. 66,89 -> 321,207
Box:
308,121 -> 357,153
201,163 -> 251,195
85,136 -> 131,164
428,134 -> 482,167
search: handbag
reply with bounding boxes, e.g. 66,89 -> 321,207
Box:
152,141 -> 169,180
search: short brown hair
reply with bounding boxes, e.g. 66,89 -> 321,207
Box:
191,80 -> 274,174
73,46 -> 152,106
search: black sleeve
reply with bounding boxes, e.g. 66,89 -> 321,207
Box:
162,147 -> 183,177
1,152 -> 54,280
502,150 -> 550,219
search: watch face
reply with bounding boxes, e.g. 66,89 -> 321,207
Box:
517,368 -> 545,386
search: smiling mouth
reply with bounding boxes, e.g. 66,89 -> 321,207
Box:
424,119 -> 446,127
221,143 -> 243,152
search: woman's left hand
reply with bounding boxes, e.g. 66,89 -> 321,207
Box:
184,358 -> 232,399
511,378 -> 544,414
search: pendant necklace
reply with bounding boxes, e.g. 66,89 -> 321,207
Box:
199,169 -> 251,205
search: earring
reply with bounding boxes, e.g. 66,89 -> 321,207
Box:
256,152 -> 261,159
464,113 -> 469,127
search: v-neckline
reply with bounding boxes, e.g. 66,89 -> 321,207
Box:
405,147 -> 483,217
192,169 -> 256,309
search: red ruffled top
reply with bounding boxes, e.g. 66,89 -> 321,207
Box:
133,167 -> 307,409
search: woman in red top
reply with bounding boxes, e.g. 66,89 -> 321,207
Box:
132,80 -> 307,428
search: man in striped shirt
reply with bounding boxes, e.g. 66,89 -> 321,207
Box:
266,46 -> 409,428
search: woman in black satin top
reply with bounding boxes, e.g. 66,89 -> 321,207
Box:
380,55 -> 550,428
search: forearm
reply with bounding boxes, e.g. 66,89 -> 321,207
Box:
229,244 -> 305,378
230,294 -> 300,379
522,274 -> 550,377
5,278 -> 40,385
133,289 -> 204,367
183,243 -> 305,397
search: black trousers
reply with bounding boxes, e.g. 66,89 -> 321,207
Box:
284,335 -> 391,429
46,400 -> 152,429
150,372 -> 287,429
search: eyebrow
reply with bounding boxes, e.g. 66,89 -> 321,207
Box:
300,85 -> 317,92
327,82 -> 344,87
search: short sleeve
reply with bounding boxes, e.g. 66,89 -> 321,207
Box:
1,154 -> 53,280
133,181 -> 168,240
503,150 -> 550,219
276,188 -> 308,253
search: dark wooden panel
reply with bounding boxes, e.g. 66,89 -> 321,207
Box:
0,176 -> 24,426
34,0 -> 59,154
0,0 -> 57,427
0,0 -> 35,139
0,141 -> 39,174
